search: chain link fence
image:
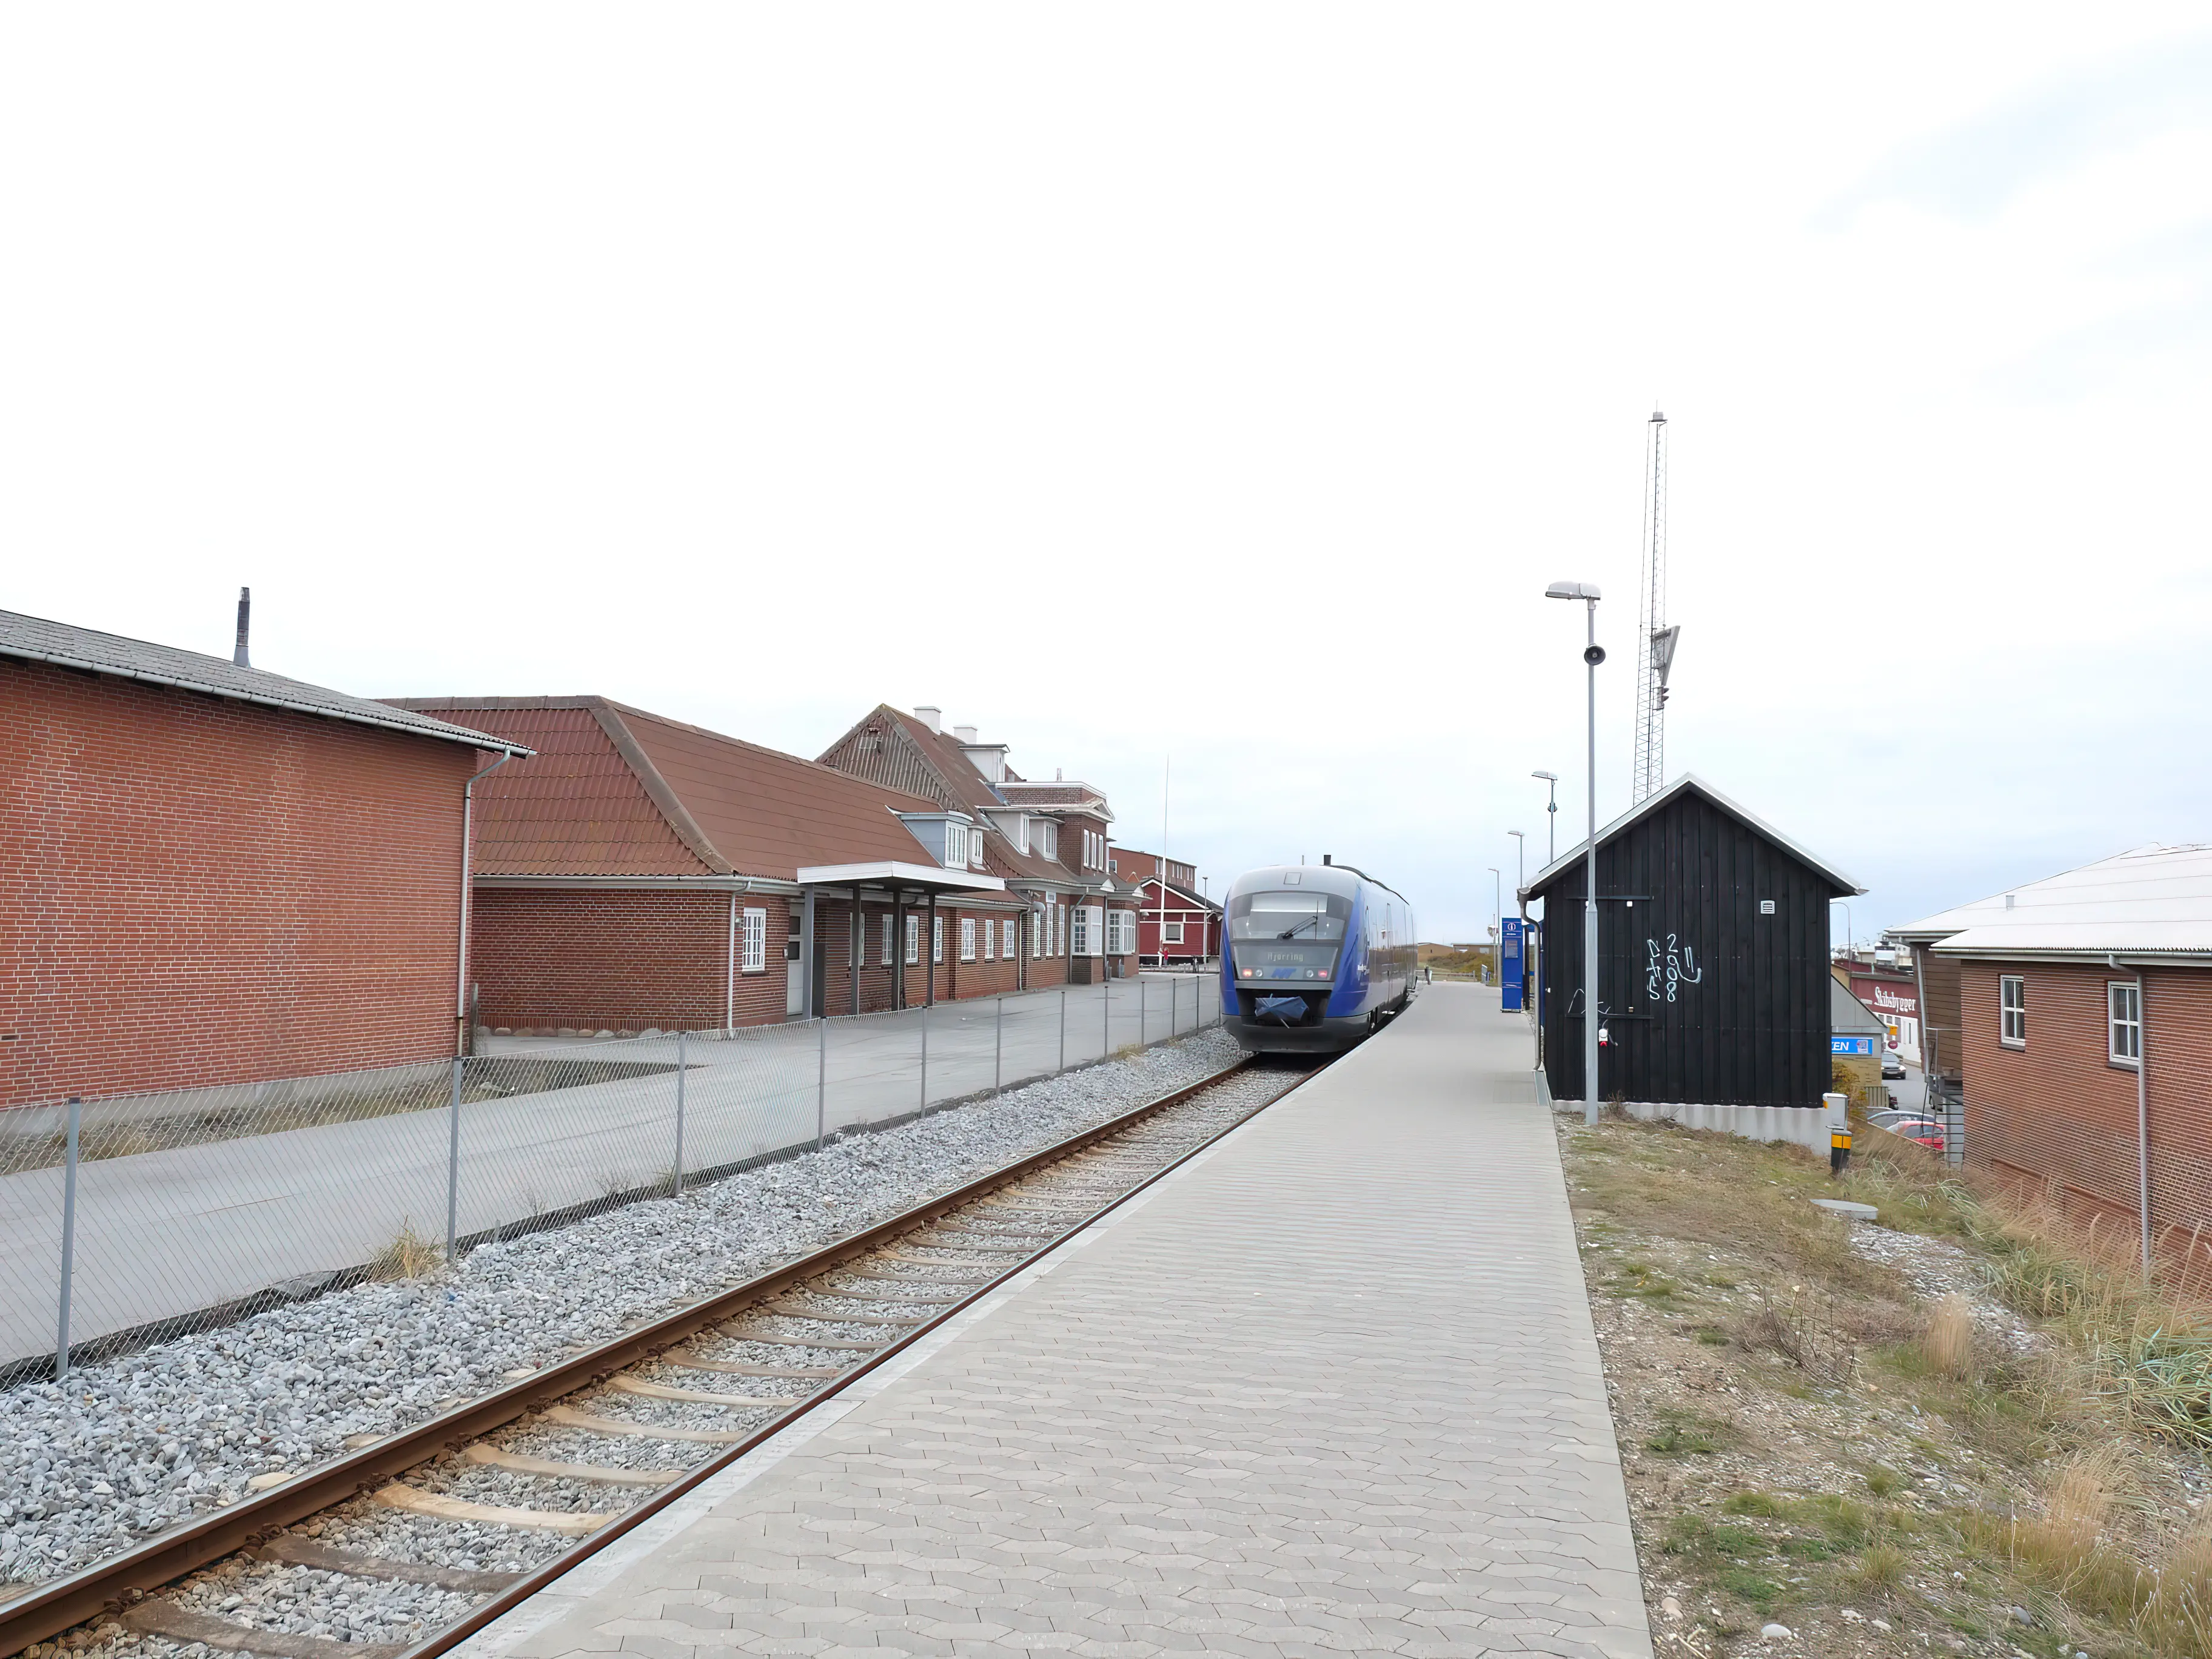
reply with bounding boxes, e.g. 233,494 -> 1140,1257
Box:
0,973 -> 1222,1381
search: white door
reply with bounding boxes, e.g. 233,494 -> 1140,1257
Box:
786,934 -> 805,1015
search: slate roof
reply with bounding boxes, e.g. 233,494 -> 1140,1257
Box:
1894,843 -> 2212,959
1,608 -> 519,754
389,697 -> 943,881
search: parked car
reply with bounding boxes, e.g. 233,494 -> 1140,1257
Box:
1878,1117 -> 1945,1153
1881,1053 -> 1905,1080
1868,1108 -> 1928,1128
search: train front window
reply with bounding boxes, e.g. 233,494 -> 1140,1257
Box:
1228,891 -> 1350,982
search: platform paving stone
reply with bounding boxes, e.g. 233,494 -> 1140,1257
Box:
457,982 -> 1651,1659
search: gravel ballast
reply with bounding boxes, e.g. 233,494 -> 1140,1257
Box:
0,1030 -> 1242,1594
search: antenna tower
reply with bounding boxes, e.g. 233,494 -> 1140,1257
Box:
1631,410 -> 1679,804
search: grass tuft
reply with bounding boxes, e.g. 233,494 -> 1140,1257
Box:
367,1221 -> 442,1281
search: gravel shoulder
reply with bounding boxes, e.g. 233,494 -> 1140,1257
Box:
0,1030 -> 1241,1598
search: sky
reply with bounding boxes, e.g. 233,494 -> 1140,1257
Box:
4,5 -> 2209,945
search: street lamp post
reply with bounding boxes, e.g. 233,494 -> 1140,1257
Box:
1507,830 -> 1525,894
1532,772 -> 1560,864
1487,867 -> 1501,982
1546,580 -> 1604,1127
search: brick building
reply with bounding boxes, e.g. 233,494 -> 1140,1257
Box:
1108,848 -> 1221,965
2,608 -> 520,1108
815,705 -> 1140,985
390,697 -> 1029,1032
1894,844 -> 2212,1254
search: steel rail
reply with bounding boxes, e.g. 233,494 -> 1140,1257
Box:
0,1056 -> 1260,1658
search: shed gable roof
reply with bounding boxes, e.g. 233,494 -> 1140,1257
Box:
1523,774 -> 1864,899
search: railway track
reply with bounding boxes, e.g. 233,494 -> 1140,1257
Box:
4,1057 -> 1310,1659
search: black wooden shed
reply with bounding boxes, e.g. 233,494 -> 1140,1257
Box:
1523,776 -> 1863,1108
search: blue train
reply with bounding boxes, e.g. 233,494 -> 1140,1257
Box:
1221,859 -> 1418,1053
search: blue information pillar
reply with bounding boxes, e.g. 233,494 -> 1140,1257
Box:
1500,917 -> 1524,1012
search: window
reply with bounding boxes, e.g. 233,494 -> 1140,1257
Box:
2000,975 -> 2026,1047
1070,905 -> 1091,957
1030,907 -> 1043,957
2110,979 -> 2142,1065
882,915 -> 894,966
1035,820 -> 1057,862
943,823 -> 967,869
971,830 -> 986,870
960,917 -> 976,961
1004,919 -> 1016,958
982,917 -> 995,960
1164,920 -> 1185,945
741,908 -> 767,973
905,915 -> 919,964
933,916 -> 944,964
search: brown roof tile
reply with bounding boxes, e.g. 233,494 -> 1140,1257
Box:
389,696 -> 942,880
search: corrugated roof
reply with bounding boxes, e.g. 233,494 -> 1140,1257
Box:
1896,843 -> 2212,959
1524,774 -> 1865,898
392,697 -> 945,880
1,608 -> 521,754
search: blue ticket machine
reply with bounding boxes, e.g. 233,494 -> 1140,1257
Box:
1500,917 -> 1524,1013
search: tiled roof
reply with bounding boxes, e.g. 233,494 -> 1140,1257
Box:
1,608 -> 519,753
389,697 -> 942,880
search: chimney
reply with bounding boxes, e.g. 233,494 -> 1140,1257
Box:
914,705 -> 942,734
1322,853 -> 1333,866
233,587 -> 252,669
953,724 -> 978,745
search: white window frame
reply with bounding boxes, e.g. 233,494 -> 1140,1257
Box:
1030,907 -> 1043,957
882,914 -> 894,966
1070,905 -> 1091,957
1004,919 -> 1017,959
933,915 -> 944,964
2109,979 -> 2142,1067
983,916 -> 996,960
905,915 -> 919,965
1164,919 -> 1185,945
740,908 -> 768,973
1999,974 -> 2026,1048
961,917 -> 977,961
971,830 -> 987,870
943,822 -> 967,870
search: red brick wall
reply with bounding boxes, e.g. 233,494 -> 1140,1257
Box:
474,889 -> 794,1031
0,659 -> 474,1107
1960,959 -> 2212,1241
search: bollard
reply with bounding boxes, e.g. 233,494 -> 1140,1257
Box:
1824,1090 -> 1851,1177
816,1016 -> 827,1150
671,1029 -> 687,1198
994,997 -> 1004,1095
56,1096 -> 80,1381
919,1000 -> 929,1113
1102,976 -> 1110,1059
445,1057 -> 463,1260
1141,976 -> 1148,1045
1059,988 -> 1066,1073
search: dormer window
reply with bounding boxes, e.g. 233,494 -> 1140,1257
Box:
970,830 -> 986,870
944,822 -> 968,869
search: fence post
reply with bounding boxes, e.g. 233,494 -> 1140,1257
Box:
56,1096 -> 79,1381
816,1016 -> 827,1150
671,1029 -> 687,1198
444,1057 -> 463,1261
994,997 -> 1004,1095
1141,976 -> 1148,1046
919,1001 -> 929,1113
1103,976 -> 1111,1058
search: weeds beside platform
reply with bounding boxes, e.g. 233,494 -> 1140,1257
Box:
1560,1110 -> 2212,1659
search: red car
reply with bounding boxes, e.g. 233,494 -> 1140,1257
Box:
1880,1117 -> 1946,1153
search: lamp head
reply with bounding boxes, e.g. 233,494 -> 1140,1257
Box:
1545,580 -> 1601,602
1532,770 -> 1558,782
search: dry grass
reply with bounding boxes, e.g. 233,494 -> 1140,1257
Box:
1922,1294 -> 1976,1379
367,1222 -> 442,1281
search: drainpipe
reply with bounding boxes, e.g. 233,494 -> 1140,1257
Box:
456,748 -> 519,1054
2110,953 -> 2151,1272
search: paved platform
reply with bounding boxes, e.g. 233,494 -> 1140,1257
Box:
461,982 -> 1650,1659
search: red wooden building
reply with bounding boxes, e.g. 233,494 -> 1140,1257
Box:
1110,848 -> 1221,965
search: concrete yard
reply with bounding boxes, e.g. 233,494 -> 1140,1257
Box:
458,982 -> 1652,1659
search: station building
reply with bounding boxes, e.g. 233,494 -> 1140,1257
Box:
1893,844 -> 2212,1249
390,697 -> 1039,1033
1,608 -> 518,1108
1522,775 -> 1863,1109
815,704 -> 1141,985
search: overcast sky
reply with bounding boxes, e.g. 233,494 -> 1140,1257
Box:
6,6 -> 2208,943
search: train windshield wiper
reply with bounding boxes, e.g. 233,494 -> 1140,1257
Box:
1277,916 -> 1325,940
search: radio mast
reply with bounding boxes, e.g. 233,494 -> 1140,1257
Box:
1631,410 -> 1679,805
